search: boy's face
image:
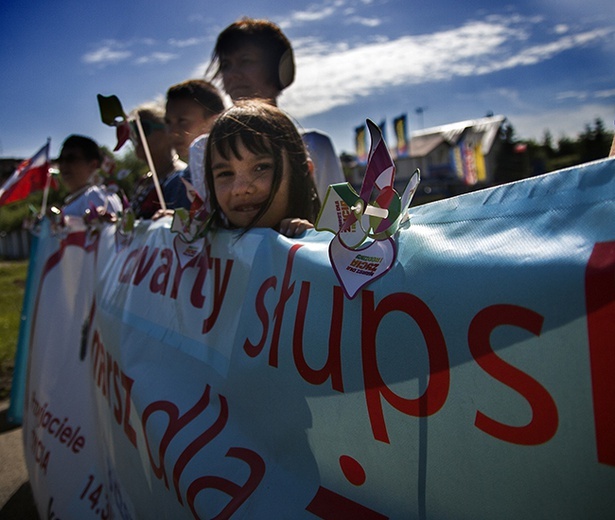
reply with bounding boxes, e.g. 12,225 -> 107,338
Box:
57,146 -> 99,194
210,138 -> 289,229
165,99 -> 217,162
220,43 -> 280,102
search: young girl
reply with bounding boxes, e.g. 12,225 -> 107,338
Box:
204,100 -> 321,237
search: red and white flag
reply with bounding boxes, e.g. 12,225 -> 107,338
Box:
0,141 -> 53,206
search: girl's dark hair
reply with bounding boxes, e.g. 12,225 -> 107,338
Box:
207,18 -> 295,92
205,100 -> 320,232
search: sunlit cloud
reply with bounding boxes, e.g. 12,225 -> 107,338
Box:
134,52 -> 178,65
279,7 -> 336,28
456,87 -> 534,112
82,44 -> 131,65
168,37 -> 206,48
347,16 -> 382,27
557,88 -> 615,101
279,16 -> 614,118
595,89 -> 615,99
83,37 -> 188,68
477,27 -> 613,72
556,91 -> 590,101
278,0 -> 347,28
554,24 -> 569,35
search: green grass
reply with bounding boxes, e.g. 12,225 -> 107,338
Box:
0,260 -> 28,399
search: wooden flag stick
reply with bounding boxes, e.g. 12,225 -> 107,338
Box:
134,113 -> 167,212
40,138 -> 52,217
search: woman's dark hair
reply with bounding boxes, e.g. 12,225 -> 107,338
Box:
205,100 -> 320,232
207,17 -> 295,92
60,135 -> 102,164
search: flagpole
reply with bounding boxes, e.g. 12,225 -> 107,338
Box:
40,173 -> 52,217
134,113 -> 167,212
39,138 -> 52,217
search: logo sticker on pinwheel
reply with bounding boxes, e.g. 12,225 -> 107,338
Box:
315,119 -> 420,299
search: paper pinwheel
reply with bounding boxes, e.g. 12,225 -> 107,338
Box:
170,178 -> 213,267
315,119 -> 420,299
97,94 -> 131,152
98,93 -> 168,213
114,194 -> 136,252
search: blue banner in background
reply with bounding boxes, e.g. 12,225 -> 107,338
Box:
8,227 -> 44,424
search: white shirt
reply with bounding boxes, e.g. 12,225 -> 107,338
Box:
63,185 -> 122,216
301,129 -> 345,199
188,134 -> 209,205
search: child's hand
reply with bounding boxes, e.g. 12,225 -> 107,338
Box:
279,218 -> 314,237
152,209 -> 175,220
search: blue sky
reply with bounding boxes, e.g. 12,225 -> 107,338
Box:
0,0 -> 613,159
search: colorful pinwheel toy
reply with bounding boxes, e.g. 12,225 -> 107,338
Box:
315,119 -> 420,299
170,178 -> 213,267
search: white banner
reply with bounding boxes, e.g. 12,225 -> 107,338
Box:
22,158 -> 615,519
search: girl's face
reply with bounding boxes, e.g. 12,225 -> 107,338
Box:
211,138 -> 289,229
219,44 -> 280,102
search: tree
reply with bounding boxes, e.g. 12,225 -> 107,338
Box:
557,136 -> 576,157
542,130 -> 554,158
494,121 -> 532,183
579,118 -> 612,162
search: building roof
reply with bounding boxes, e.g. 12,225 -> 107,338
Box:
409,115 -> 506,158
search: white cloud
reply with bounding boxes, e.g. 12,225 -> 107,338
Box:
279,6 -> 335,29
556,89 -> 615,102
280,19 -> 521,117
455,87 -> 535,112
477,27 -> 613,72
596,89 -> 615,99
278,0 -> 384,29
554,24 -> 569,34
134,52 -> 178,65
278,0 -> 347,28
556,91 -> 589,101
168,37 -> 205,48
83,37 -> 186,68
279,17 -> 614,118
493,88 -> 524,104
82,45 -> 131,65
347,16 -> 382,27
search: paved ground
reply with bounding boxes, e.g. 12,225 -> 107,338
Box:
0,400 -> 39,519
